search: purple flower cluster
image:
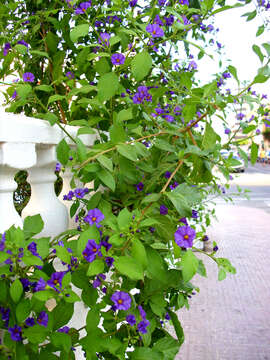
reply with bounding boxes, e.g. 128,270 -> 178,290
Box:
47,271 -> 65,292
66,71 -> 74,79
160,204 -> 168,215
174,225 -> 196,248
8,325 -> 22,342
99,33 -> 111,47
137,305 -> 150,334
135,182 -> 144,191
133,86 -> 152,105
36,311 -> 49,327
63,187 -> 89,200
93,273 -> 106,288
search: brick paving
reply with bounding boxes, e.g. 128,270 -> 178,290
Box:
176,204 -> 270,360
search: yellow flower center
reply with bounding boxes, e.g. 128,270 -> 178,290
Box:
92,217 -> 97,222
118,299 -> 123,304
93,247 -> 97,252
184,235 -> 189,240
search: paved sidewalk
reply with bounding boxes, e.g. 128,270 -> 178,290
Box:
176,205 -> 270,360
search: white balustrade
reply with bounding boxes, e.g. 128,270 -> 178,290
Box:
0,110 -> 96,235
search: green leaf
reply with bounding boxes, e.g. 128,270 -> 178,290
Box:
228,65 -> 239,83
262,43 -> 270,57
10,279 -> 23,303
238,148 -> 248,167
168,310 -> 184,345
141,193 -> 161,204
51,332 -> 72,353
155,139 -> 175,153
97,155 -> 113,172
55,245 -> 71,264
197,259 -> 207,277
97,168 -> 116,191
48,94 -> 65,105
117,208 -> 133,229
23,254 -> 43,267
34,290 -> 55,302
131,51 -> 152,81
218,268 -> 227,281
139,218 -> 159,228
76,137 -> 87,162
70,24 -> 89,42
256,25 -> 265,37
116,144 -> 137,161
181,250 -> 199,282
35,85 -> 54,92
87,259 -> 104,277
202,123 -> 218,149
56,138 -> 70,165
131,239 -> 148,269
23,215 -> 44,236
131,348 -> 163,360
251,142 -> 258,164
14,44 -> 28,54
52,301 -> 74,330
30,50 -> 50,58
16,299 -> 31,322
116,108 -> 133,122
24,325 -> 48,344
166,191 -> 190,216
146,246 -> 168,283
252,45 -> 264,63
16,84 -> 32,99
97,72 -> 119,102
114,256 -> 144,280
153,335 -> 181,360
109,123 -> 127,144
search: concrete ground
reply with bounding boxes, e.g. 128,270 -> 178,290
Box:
176,204 -> 270,360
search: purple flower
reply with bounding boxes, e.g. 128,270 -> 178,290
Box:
135,182 -> 144,191
111,291 -> 131,310
25,317 -> 35,327
174,225 -> 196,248
83,239 -> 102,263
179,217 -> 188,225
126,314 -> 136,326
8,325 -> 22,341
74,188 -> 86,199
262,94 -> 267,99
11,90 -> 17,99
22,72 -> 35,82
17,40 -> 29,48
0,307 -> 10,326
223,72 -> 231,79
133,93 -> 145,104
169,181 -> 179,190
179,0 -> 189,5
149,227 -> 155,233
207,24 -> 214,32
256,129 -> 261,135
20,278 -> 31,291
164,171 -> 171,179
58,326 -> 70,333
75,1 -> 92,14
188,60 -> 197,71
202,235 -> 209,242
55,162 -> 61,172
129,0 -> 138,6
111,53 -> 125,65
47,272 -> 65,291
164,114 -> 174,122
28,241 -> 38,256
99,33 -> 111,47
213,245 -> 218,252
137,319 -> 150,334
34,277 -> 46,292
84,208 -> 105,227
191,209 -> 198,219
3,42 -> 11,56
225,128 -> 231,135
236,112 -> 245,120
146,24 -> 164,38
105,256 -> 114,267
165,312 -> 171,320
216,41 -> 222,49
0,232 -> 6,251
66,71 -> 74,79
138,305 -> 146,320
160,205 -> 168,215
37,311 -> 48,327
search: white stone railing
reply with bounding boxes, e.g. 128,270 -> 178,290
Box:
0,110 -> 96,236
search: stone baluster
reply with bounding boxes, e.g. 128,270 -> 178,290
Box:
0,142 -> 36,233
22,145 -> 69,238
